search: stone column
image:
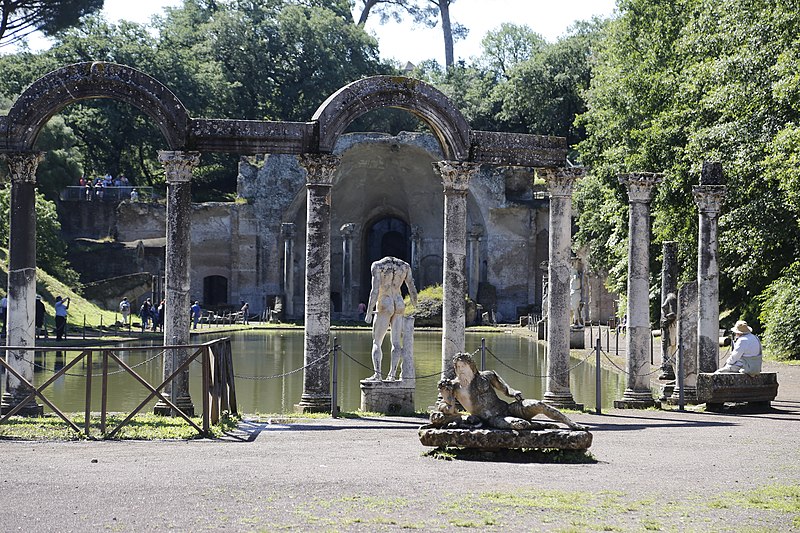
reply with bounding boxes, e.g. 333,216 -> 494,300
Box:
693,162 -> 726,373
1,152 -> 43,416
297,154 -> 339,412
615,172 -> 662,409
410,225 -> 422,282
434,161 -> 480,379
659,241 -> 678,380
340,223 -> 357,317
155,150 -> 200,417
467,224 -> 483,300
281,222 -> 296,317
537,167 -> 583,409
669,281 -> 698,404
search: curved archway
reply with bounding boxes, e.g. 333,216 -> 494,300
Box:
3,62 -> 190,151
311,76 -> 471,161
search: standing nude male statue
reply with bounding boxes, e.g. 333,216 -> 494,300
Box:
364,256 -> 418,381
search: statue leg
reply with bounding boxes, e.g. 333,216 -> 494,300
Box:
386,312 -> 404,380
518,400 -> 587,431
486,416 -> 531,430
367,313 -> 390,381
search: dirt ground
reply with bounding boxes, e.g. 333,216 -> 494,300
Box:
0,359 -> 798,532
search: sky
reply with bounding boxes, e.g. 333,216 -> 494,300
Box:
96,0 -> 617,65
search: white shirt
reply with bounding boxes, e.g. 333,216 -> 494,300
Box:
724,332 -> 762,368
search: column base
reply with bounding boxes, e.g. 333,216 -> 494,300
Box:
153,396 -> 195,417
543,391 -> 584,411
1,392 -> 44,417
295,395 -> 332,414
614,389 -> 656,409
667,386 -> 698,405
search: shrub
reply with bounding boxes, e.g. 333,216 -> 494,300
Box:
406,284 -> 443,327
759,263 -> 800,360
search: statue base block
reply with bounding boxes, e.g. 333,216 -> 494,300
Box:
360,380 -> 415,415
570,327 -> 585,349
697,372 -> 778,412
418,425 -> 593,450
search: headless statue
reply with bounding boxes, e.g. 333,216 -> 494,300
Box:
364,257 -> 418,381
431,352 -> 587,431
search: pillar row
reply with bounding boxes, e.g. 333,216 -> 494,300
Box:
434,161 -> 480,379
538,167 -> 584,410
1,152 -> 43,416
297,154 -> 340,412
155,150 -> 200,417
615,172 -> 662,409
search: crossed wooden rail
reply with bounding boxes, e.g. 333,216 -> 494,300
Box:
0,338 -> 237,438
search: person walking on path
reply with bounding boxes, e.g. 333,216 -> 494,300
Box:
241,301 -> 249,325
54,296 -> 70,341
139,298 -> 152,332
119,297 -> 131,326
191,301 -> 202,329
35,295 -> 47,339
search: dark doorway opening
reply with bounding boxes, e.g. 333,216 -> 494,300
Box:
362,217 -> 411,301
203,275 -> 228,306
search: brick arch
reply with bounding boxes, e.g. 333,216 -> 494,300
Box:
311,76 -> 471,161
2,61 -> 190,151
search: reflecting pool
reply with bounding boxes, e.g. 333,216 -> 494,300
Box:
9,329 -> 626,414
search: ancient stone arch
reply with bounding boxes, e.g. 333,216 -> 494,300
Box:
1,62 -> 190,152
312,76 -> 471,160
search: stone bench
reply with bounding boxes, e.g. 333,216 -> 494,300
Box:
697,372 -> 779,412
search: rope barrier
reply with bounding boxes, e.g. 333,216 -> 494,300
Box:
600,349 -> 672,377
485,345 -> 594,379
233,349 -> 331,380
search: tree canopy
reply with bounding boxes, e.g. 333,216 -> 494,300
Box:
0,0 -> 104,47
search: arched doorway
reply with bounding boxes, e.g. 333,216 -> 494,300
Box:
203,275 -> 228,307
362,216 -> 411,300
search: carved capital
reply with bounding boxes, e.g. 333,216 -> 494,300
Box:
692,185 -> 726,215
469,224 -> 484,240
298,154 -> 340,186
281,222 -> 296,239
434,161 -> 480,193
619,172 -> 663,203
158,151 -> 201,183
1,152 -> 43,183
537,167 -> 585,198
340,223 -> 357,237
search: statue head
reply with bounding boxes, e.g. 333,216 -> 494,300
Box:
453,352 -> 479,379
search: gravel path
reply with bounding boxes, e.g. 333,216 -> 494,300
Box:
1,360 -> 798,532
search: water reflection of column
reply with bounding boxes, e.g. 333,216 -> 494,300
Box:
340,223 -> 357,317
156,150 -> 200,417
410,225 -> 421,284
693,162 -> 726,373
615,172 -> 662,409
467,224 -> 483,300
281,223 -> 296,317
1,151 -> 43,416
297,154 -> 339,412
434,161 -> 480,379
538,167 -> 583,410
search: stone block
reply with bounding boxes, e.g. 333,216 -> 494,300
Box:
697,372 -> 778,410
418,425 -> 593,450
360,380 -> 415,415
570,327 -> 585,349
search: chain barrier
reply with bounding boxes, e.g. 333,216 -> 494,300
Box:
600,347 -> 676,377
233,349 -> 331,380
7,349 -> 167,378
485,345 -> 594,379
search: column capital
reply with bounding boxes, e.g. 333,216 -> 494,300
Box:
340,223 -> 358,237
538,167 -> 585,198
434,161 -> 480,193
298,154 -> 340,186
468,224 -> 484,240
1,152 -> 43,183
281,222 -> 296,239
158,151 -> 201,183
619,172 -> 663,203
692,185 -> 726,215
411,224 -> 422,239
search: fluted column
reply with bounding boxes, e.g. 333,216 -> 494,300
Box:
434,161 -> 480,379
410,225 -> 422,282
155,150 -> 200,417
1,152 -> 43,416
467,224 -> 483,300
615,172 -> 662,408
340,223 -> 357,317
693,162 -> 726,373
281,222 -> 296,317
297,154 -> 339,412
538,167 -> 584,409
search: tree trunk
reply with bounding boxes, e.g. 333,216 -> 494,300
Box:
438,0 -> 454,68
357,0 -> 380,26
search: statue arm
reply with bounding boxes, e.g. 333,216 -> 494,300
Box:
485,371 -> 524,402
365,267 -> 380,323
435,379 -> 458,415
404,266 -> 418,307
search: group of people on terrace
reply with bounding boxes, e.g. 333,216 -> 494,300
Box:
79,173 -> 137,201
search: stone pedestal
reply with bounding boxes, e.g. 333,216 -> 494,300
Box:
1,152 -> 43,417
360,380 -> 415,415
569,327 -> 585,349
698,372 -> 778,411
418,426 -> 593,450
615,172 -> 661,409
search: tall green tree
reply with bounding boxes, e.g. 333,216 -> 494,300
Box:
0,0 -> 104,46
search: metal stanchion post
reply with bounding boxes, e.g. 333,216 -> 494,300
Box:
171,335 -> 177,417
677,340 -> 685,411
480,338 -> 486,371
83,314 -> 86,340
606,322 -> 610,353
331,337 -> 339,418
595,337 -> 602,415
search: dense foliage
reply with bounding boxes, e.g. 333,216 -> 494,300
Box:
0,0 -> 103,46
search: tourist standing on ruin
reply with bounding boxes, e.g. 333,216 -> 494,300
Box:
54,296 -> 70,341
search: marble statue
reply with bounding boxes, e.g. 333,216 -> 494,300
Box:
364,256 -> 418,381
431,352 -> 587,431
570,269 -> 584,327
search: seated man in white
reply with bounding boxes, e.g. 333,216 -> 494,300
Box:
716,320 -> 762,376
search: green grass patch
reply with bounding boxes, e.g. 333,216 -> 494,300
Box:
0,411 -> 239,440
